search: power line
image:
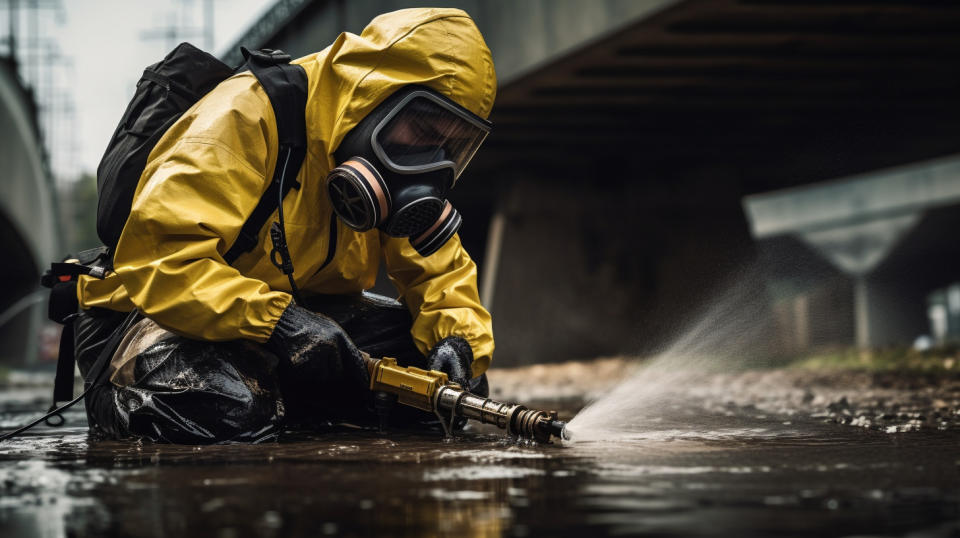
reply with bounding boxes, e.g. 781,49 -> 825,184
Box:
140,0 -> 215,52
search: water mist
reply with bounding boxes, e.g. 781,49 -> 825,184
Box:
563,272 -> 777,443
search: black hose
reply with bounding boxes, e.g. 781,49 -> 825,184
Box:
0,309 -> 141,442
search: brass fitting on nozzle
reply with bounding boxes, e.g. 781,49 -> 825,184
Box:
435,385 -> 566,443
510,407 -> 567,444
363,355 -> 567,443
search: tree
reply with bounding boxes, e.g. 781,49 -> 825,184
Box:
64,173 -> 100,252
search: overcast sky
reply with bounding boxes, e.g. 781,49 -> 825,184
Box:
48,0 -> 275,176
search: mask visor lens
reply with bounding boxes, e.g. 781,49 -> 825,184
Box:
374,94 -> 490,179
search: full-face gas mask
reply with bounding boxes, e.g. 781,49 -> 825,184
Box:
327,86 -> 492,256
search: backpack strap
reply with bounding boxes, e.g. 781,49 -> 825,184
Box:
223,48 -> 308,266
38,246 -> 113,409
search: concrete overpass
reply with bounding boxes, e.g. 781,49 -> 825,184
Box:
227,0 -> 960,364
745,155 -> 960,351
0,57 -> 59,367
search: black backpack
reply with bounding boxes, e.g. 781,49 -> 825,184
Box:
97,42 -> 307,265
18,43 -> 311,438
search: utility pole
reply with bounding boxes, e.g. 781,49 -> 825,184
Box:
141,0 -> 213,53
204,0 -> 214,51
6,0 -> 16,59
3,0 -> 61,85
28,0 -> 35,87
140,12 -> 184,52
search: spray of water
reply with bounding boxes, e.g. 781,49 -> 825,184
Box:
564,271 -> 777,442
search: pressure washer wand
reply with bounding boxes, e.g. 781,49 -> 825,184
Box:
364,356 -> 566,443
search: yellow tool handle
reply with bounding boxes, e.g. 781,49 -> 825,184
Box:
362,354 -> 566,443
363,355 -> 451,412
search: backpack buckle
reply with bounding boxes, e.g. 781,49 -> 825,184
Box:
40,257 -> 110,289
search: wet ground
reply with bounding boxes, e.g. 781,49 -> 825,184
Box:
2,367 -> 959,537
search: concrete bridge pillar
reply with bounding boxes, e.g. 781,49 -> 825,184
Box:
745,155 -> 960,350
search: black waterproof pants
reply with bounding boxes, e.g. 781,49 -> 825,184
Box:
74,293 -> 486,444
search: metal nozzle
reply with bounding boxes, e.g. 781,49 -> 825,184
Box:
510,408 -> 567,443
363,356 -> 567,443
436,385 -> 566,443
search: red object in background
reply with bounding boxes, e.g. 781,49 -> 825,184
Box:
38,323 -> 63,363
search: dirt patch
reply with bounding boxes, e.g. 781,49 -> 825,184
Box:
693,368 -> 960,432
486,357 -> 638,407
487,358 -> 960,432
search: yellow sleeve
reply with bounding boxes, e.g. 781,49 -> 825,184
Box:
112,81 -> 292,342
382,234 -> 494,376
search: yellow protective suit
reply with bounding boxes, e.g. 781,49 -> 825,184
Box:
77,8 -> 496,375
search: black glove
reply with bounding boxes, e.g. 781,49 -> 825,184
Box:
426,336 -> 474,389
266,304 -> 370,391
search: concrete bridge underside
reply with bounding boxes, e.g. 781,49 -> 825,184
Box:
231,0 -> 960,364
0,58 -> 58,367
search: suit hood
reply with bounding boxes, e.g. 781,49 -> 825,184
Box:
293,8 -> 497,165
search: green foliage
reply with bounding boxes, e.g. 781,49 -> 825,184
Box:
790,345 -> 960,374
64,173 -> 100,252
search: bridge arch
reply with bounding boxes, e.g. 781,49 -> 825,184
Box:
0,58 -> 59,367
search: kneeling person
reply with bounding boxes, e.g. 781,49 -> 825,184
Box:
74,8 -> 496,443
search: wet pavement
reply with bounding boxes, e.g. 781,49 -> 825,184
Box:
1,376 -> 959,537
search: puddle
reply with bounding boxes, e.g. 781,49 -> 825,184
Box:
1,386 -> 959,537
423,465 -> 547,481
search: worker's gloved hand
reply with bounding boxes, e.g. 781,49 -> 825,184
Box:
266,304 -> 370,391
426,336 -> 474,389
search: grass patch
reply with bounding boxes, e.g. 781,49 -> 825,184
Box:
790,346 -> 959,373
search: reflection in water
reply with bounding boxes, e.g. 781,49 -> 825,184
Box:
0,460 -> 78,538
417,480 -> 512,538
1,391 -> 959,536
